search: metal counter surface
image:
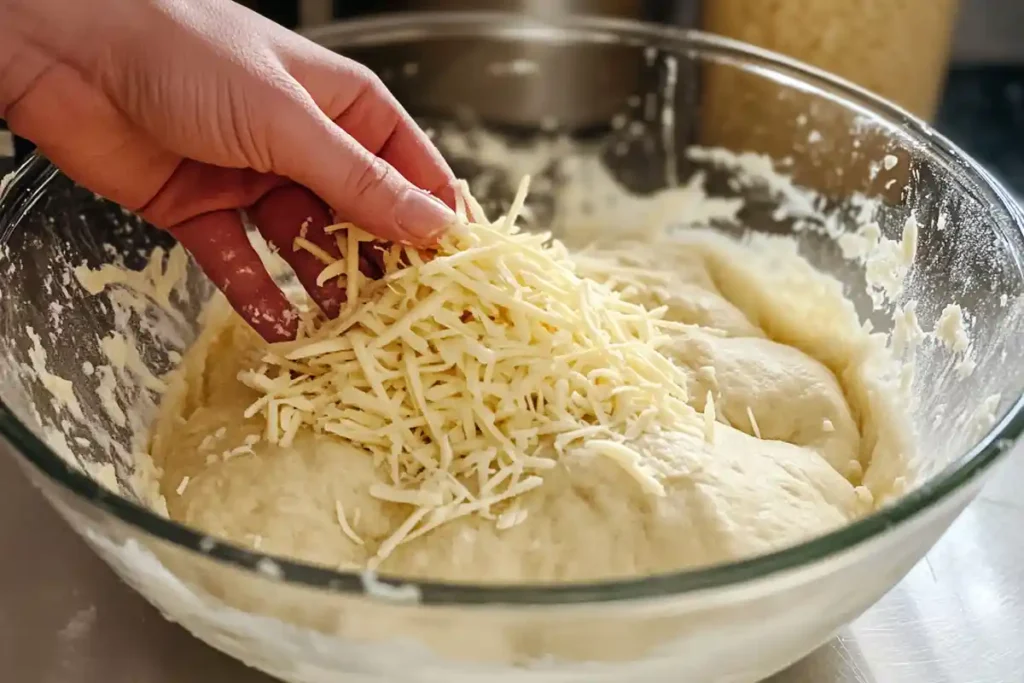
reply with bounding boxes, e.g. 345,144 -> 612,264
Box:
1,440 -> 1021,683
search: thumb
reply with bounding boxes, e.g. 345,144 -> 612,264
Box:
272,102 -> 456,247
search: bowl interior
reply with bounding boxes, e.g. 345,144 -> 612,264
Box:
1,15 -> 1023,585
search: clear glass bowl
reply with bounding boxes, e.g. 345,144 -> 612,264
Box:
2,12 -> 1023,683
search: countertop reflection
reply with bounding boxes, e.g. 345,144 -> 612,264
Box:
1,440 -> 1021,683
771,443 -> 1024,683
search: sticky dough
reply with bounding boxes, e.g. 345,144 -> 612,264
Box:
146,230 -> 902,583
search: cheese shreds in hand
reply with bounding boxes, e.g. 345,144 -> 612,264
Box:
239,176 -> 701,565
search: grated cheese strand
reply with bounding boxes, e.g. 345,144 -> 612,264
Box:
747,405 -> 762,439
334,500 -> 365,546
703,391 -> 716,445
293,237 -> 336,265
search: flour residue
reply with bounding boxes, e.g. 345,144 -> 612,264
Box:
25,326 -> 85,421
838,215 -> 918,307
74,244 -> 189,313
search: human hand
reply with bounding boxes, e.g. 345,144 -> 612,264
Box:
0,0 -> 457,340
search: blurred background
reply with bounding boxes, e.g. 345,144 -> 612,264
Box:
2,0 -> 1022,199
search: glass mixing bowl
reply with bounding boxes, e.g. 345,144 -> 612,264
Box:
2,12 -> 1023,683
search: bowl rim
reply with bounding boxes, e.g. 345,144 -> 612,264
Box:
2,10 -> 1024,607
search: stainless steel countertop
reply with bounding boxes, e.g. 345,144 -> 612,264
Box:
2,442 -> 1022,682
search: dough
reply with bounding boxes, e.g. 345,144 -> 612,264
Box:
145,230 -> 893,583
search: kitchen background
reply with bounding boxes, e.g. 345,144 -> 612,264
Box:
2,0 -> 1024,200
2,0 -> 1023,201
2,4 -> 1023,683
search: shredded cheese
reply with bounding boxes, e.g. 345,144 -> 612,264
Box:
496,505 -> 529,530
746,406 -> 762,439
293,237 -> 336,266
239,176 -> 700,564
585,440 -> 666,496
703,391 -> 716,444
334,500 -> 365,546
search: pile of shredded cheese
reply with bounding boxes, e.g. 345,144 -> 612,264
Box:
238,177 -> 704,565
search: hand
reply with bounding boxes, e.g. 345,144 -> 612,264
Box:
0,0 -> 457,340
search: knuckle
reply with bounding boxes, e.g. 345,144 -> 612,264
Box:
344,64 -> 396,116
351,63 -> 387,95
349,155 -> 392,200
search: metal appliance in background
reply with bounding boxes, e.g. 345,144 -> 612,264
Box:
306,0 -> 694,25
296,0 -> 960,121
0,0 -> 976,165
287,0 -> 1024,71
310,0 -> 701,131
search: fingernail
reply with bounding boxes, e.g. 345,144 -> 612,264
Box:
394,188 -> 455,244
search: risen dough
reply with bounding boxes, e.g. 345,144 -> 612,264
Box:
147,231 -> 899,582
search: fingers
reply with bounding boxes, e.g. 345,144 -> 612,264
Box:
137,162 -> 288,230
333,73 -> 458,210
169,210 -> 298,342
249,184 -> 388,319
286,54 -> 457,208
270,99 -> 456,249
248,185 -> 346,318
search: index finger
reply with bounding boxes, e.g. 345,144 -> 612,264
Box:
286,50 -> 457,208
